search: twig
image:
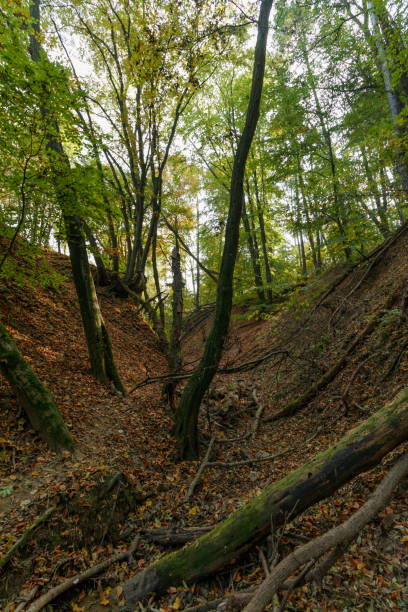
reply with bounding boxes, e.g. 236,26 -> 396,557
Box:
185,437 -> 216,501
141,527 -> 211,546
0,507 -> 55,572
26,535 -> 140,612
278,560 -> 315,612
207,446 -> 291,469
258,548 -> 270,577
14,586 -> 39,612
127,349 -> 288,396
341,352 -> 379,413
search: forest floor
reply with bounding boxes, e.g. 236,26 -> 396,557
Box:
1,236 -> 408,612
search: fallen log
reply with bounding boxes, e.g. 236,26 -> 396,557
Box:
121,386 -> 408,610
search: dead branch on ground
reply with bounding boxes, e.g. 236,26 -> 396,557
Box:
242,450 -> 408,612
185,437 -> 216,501
0,507 -> 55,573
26,535 -> 140,612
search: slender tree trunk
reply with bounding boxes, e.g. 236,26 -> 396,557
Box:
301,39 -> 351,261
0,321 -> 74,453
316,229 -> 322,269
29,0 -> 125,394
173,0 -> 274,459
366,0 -> 408,196
254,169 -> 273,302
195,201 -> 200,310
242,193 -> 265,303
121,386 -> 408,608
297,158 -> 319,271
164,237 -> 184,406
82,221 -> 110,286
360,147 -> 390,237
294,179 -> 307,278
152,229 -> 165,334
161,235 -> 183,407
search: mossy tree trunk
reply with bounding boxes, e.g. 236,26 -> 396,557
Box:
29,0 -> 125,394
122,387 -> 408,609
173,0 -> 274,459
0,321 -> 74,453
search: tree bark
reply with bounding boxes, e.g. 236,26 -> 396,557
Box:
253,169 -> 273,302
0,322 -> 74,453
81,221 -> 110,286
121,386 -> 408,609
173,0 -> 274,459
242,193 -> 265,303
29,0 -> 125,394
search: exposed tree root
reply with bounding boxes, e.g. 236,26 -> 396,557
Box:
250,391 -> 264,441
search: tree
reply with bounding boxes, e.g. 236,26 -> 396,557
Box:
28,0 -> 125,393
0,321 -> 74,453
173,0 -> 274,459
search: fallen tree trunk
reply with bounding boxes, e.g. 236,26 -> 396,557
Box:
121,387 -> 408,610
0,322 -> 74,453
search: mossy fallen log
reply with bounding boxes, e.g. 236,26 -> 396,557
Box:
0,321 -> 74,453
121,386 -> 408,609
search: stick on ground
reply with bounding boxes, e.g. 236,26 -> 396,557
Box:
243,450 -> 408,612
26,535 -> 140,612
0,506 -> 55,573
185,437 -> 216,501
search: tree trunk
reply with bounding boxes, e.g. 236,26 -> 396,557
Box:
253,170 -> 273,302
301,39 -> 351,261
366,0 -> 408,195
242,194 -> 265,303
196,201 -> 200,309
168,239 -> 183,375
359,147 -> 390,238
29,0 -> 125,394
173,0 -> 274,459
82,221 -> 110,286
243,448 -> 408,612
164,238 -> 184,407
0,321 -> 74,453
121,386 -> 408,609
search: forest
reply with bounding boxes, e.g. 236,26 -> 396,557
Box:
0,0 -> 408,610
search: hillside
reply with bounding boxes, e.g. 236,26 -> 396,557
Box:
1,236 -> 408,611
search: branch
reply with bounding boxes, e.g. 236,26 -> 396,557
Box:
243,451 -> 408,612
26,536 -> 140,612
185,437 -> 216,501
0,507 -> 55,572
